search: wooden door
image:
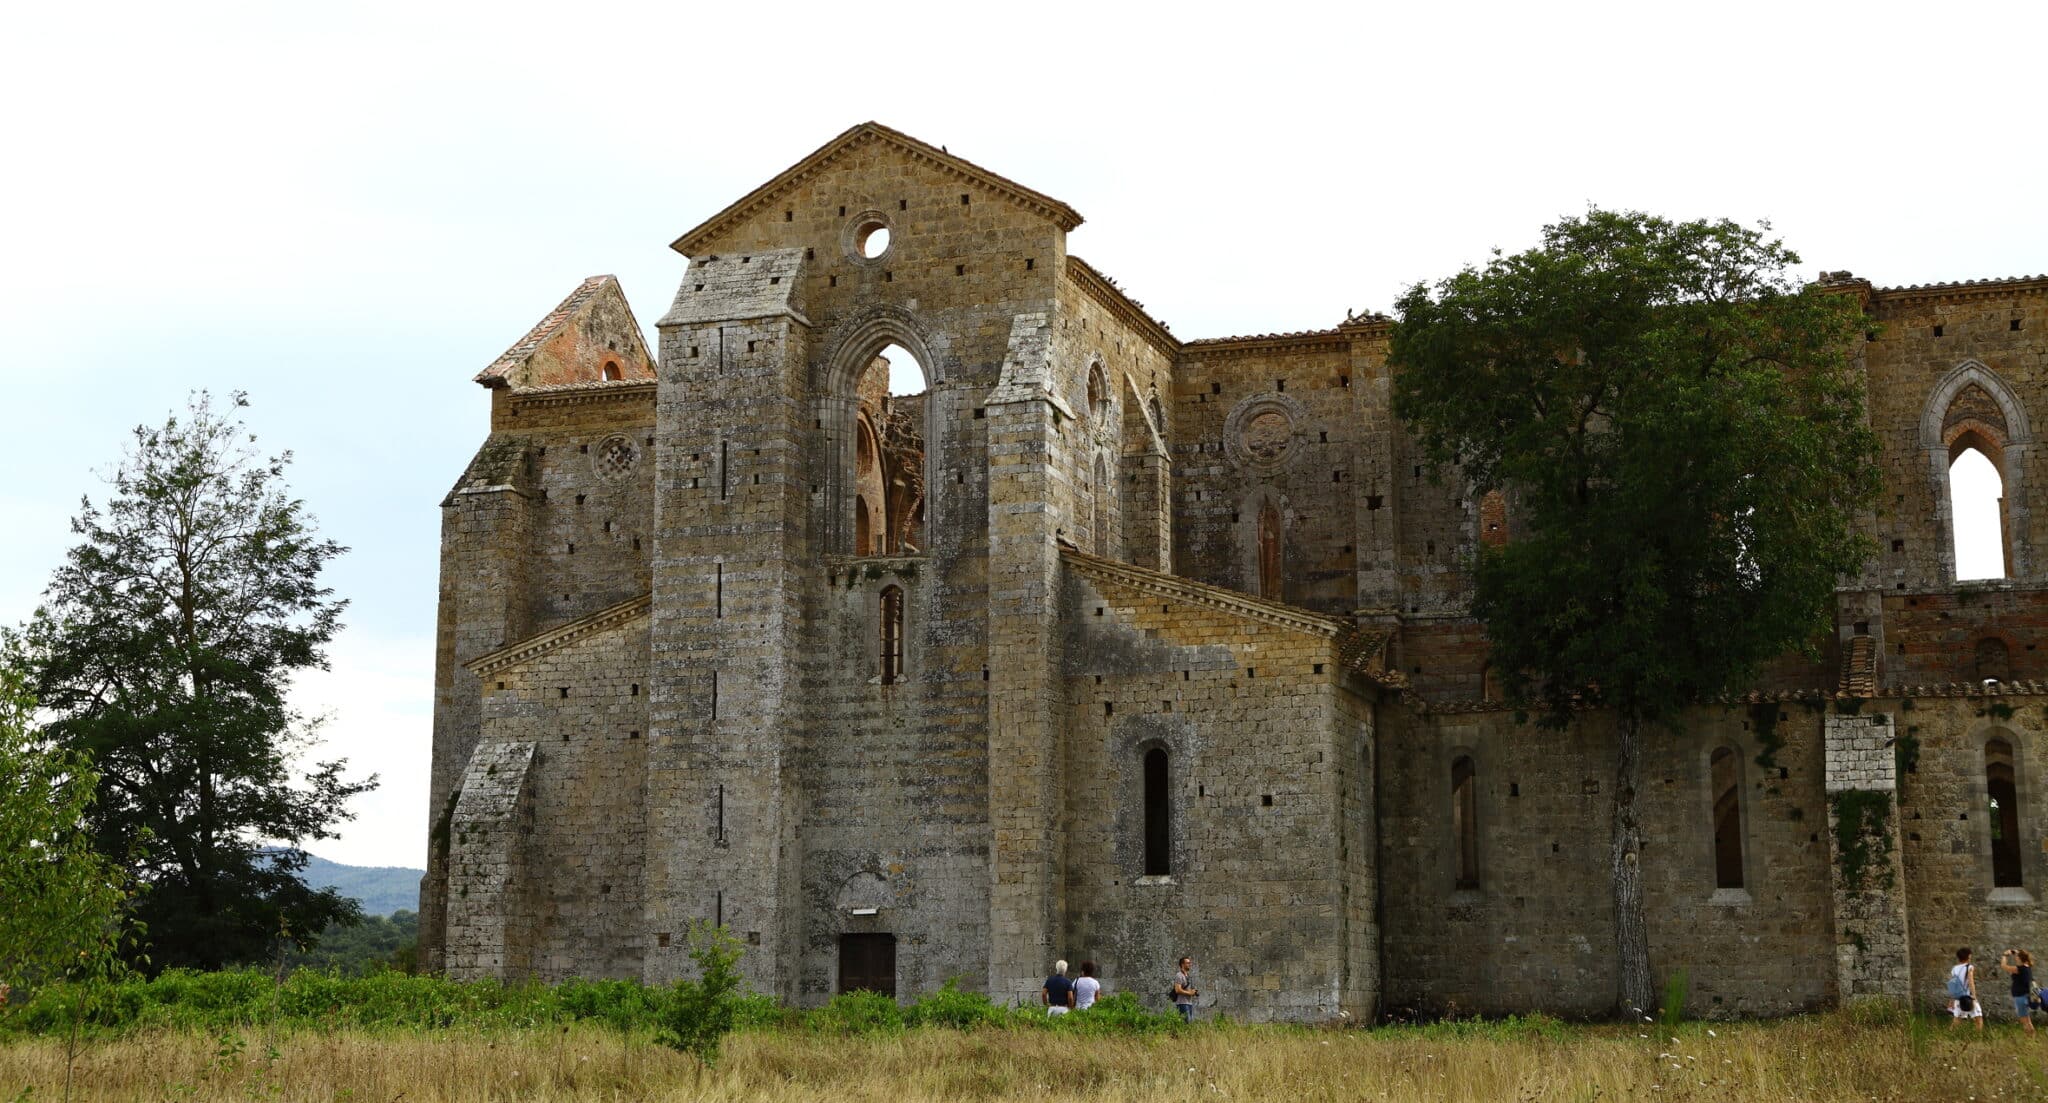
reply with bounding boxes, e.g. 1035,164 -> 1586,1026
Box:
838,933 -> 897,996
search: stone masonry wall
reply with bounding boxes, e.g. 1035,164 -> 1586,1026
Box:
1058,553 -> 1377,1022
1890,692 -> 2048,1018
464,609 -> 650,982
1379,702 -> 1837,1018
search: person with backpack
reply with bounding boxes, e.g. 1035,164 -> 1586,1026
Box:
1949,947 -> 1984,1029
2001,948 -> 2039,1032
1042,959 -> 1075,1016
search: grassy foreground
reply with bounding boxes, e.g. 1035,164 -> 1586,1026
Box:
4,1013 -> 2048,1102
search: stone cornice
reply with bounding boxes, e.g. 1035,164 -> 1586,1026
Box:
1179,328 -> 1352,359
1882,680 -> 2048,698
505,380 -> 657,412
1870,273 -> 2048,307
1063,548 -> 1347,638
671,122 -> 1084,256
1063,256 -> 1178,357
465,595 -> 652,677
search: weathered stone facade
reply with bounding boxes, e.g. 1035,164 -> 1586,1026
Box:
420,122 -> 2048,1021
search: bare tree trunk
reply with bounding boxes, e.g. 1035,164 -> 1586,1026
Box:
1612,711 -> 1653,1019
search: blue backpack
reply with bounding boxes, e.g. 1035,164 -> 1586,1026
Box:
1946,969 -> 1970,999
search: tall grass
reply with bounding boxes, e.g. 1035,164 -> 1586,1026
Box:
2,1012 -> 2043,1102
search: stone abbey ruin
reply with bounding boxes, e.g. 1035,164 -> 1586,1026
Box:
421,122 -> 2048,1020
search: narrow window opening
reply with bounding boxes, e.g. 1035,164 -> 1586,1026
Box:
1452,755 -> 1478,890
1143,747 -> 1171,875
1479,489 -> 1509,548
716,784 -> 725,842
710,670 -> 718,719
601,361 -> 621,381
880,585 -> 905,685
720,440 -> 730,501
1711,746 -> 1745,889
1989,738 -> 2024,887
1950,445 -> 2007,579
1934,324 -> 1945,337
716,562 -> 724,618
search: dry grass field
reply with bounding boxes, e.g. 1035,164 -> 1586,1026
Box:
4,1013 -> 2048,1103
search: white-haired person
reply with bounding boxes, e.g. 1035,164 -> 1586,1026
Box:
1041,959 -> 1075,1016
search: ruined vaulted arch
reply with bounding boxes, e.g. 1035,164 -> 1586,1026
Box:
817,307 -> 943,396
814,308 -> 946,555
1921,360 -> 2032,580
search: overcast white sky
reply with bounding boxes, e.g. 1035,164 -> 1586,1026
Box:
3,0 -> 2040,869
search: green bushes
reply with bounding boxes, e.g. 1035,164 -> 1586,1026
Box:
904,979 -> 1004,1030
1042,991 -> 1184,1034
0,969 -> 1190,1042
809,991 -> 906,1036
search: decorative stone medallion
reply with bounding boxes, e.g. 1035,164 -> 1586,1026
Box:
1223,393 -> 1309,475
593,434 -> 638,482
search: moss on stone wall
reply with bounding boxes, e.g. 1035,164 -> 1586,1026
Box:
1832,788 -> 1895,892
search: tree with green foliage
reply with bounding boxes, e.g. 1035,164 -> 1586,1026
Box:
282,910 -> 418,976
0,654 -> 138,995
1389,209 -> 1880,1017
657,922 -> 749,1065
21,391 -> 375,972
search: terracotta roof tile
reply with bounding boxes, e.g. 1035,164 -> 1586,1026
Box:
476,275 -> 615,385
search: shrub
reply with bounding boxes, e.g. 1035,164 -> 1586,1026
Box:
1043,991 -> 1184,1035
655,922 -> 748,1065
905,978 -> 1005,1030
1659,968 -> 1689,1027
809,991 -> 905,1036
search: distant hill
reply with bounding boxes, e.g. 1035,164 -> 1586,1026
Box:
294,853 -> 424,917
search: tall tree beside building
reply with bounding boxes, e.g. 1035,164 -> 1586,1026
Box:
23,392 -> 374,971
1389,210 -> 1880,1017
0,653 -> 138,991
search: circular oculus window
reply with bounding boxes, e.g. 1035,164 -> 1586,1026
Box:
842,210 -> 894,263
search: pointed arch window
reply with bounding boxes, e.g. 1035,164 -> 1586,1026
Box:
1093,455 -> 1111,558
1143,747 -> 1171,876
1988,737 -> 2023,888
1451,755 -> 1478,890
1711,747 -> 1745,890
601,360 -> 622,381
1939,377 -> 2017,580
879,585 -> 905,685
